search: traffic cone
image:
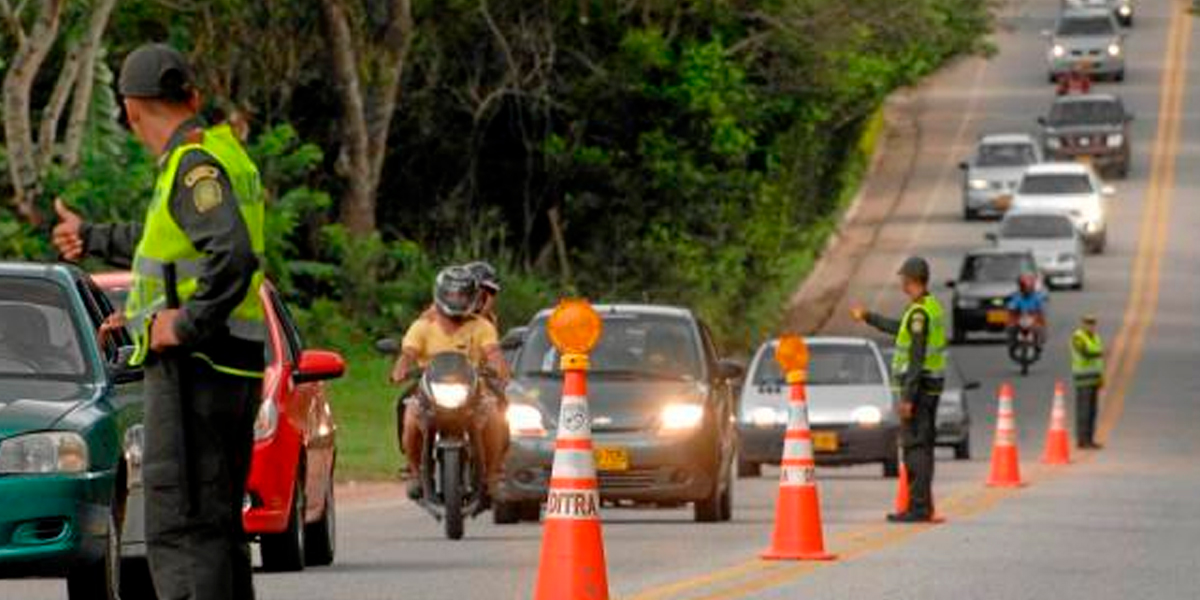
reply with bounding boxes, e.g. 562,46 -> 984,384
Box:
892,459 -> 945,523
533,367 -> 609,600
1041,380 -> 1072,465
761,374 -> 836,561
986,383 -> 1025,487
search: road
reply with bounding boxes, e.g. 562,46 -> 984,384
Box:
6,0 -> 1200,599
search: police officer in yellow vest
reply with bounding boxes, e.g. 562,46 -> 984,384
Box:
851,256 -> 946,523
51,44 -> 263,600
1072,314 -> 1105,449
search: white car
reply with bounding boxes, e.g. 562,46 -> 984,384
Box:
990,209 -> 1086,290
1010,162 -> 1113,253
959,133 -> 1043,220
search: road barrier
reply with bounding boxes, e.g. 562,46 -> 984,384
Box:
533,300 -> 609,600
986,383 -> 1026,487
1041,381 -> 1072,465
761,335 -> 837,561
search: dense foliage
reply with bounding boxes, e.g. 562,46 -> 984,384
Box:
1,0 -> 991,352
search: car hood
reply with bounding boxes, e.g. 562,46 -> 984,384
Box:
1044,123 -> 1123,135
968,165 -> 1027,185
1053,34 -> 1119,50
956,281 -> 1018,299
508,376 -> 708,431
0,379 -> 98,438
997,239 -> 1078,265
740,384 -> 894,425
1011,194 -> 1097,213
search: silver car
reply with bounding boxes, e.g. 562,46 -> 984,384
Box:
737,337 -> 899,478
959,133 -> 1043,220
990,209 -> 1086,290
1045,8 -> 1126,81
882,349 -> 979,460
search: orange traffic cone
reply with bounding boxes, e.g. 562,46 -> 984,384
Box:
892,459 -> 945,523
986,383 -> 1025,487
533,365 -> 609,600
1041,381 -> 1072,465
761,366 -> 836,560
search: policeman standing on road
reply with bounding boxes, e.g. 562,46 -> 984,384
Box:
1071,314 -> 1105,449
51,43 -> 264,600
850,256 -> 947,523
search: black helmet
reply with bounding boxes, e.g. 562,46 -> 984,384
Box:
433,266 -> 480,318
465,261 -> 501,293
897,256 -> 930,284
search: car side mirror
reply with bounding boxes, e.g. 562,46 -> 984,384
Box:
375,337 -> 401,355
717,359 -> 745,381
295,350 -> 346,384
964,381 -> 982,391
107,345 -> 143,384
984,231 -> 998,244
1101,185 -> 1116,196
500,327 -> 528,352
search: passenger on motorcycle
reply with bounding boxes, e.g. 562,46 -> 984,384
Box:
391,266 -> 511,501
1056,65 -> 1091,96
1006,273 -> 1047,342
465,260 -> 501,326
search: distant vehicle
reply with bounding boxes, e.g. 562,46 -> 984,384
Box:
959,133 -> 1044,220
738,337 -> 899,479
1062,0 -> 1133,27
0,263 -> 147,600
96,273 -> 345,571
1010,162 -> 1112,253
499,325 -> 528,366
498,305 -> 742,523
1038,94 -> 1133,178
946,247 -> 1041,343
1045,8 -> 1126,82
882,348 -> 978,460
990,210 -> 1087,289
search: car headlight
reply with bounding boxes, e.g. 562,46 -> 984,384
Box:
1083,201 -> 1105,224
745,406 -> 788,427
968,178 -> 990,191
1046,137 -> 1061,150
430,382 -> 471,409
1118,4 -> 1132,16
506,404 -> 547,437
1107,43 -> 1122,57
851,406 -> 884,428
254,400 -> 279,442
1052,44 -> 1066,58
661,403 -> 705,431
957,297 -> 980,309
1106,134 -> 1124,148
0,432 -> 89,474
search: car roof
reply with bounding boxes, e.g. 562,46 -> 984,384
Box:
0,260 -> 79,282
1022,162 -> 1092,176
758,336 -> 879,350
1052,93 -> 1119,105
532,303 -> 694,320
963,245 -> 1034,257
1059,7 -> 1114,19
978,133 -> 1037,145
1004,208 -> 1076,221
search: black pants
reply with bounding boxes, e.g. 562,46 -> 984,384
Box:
1075,384 -> 1100,446
901,389 -> 940,517
143,355 -> 261,600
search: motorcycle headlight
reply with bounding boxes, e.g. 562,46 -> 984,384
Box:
1106,134 -> 1124,148
506,404 -> 547,437
851,406 -> 884,428
1107,43 -> 1122,57
968,178 -> 991,191
1046,137 -> 1061,150
1052,44 -> 1066,58
0,432 -> 89,474
430,382 -> 471,409
254,400 -> 279,442
661,403 -> 705,431
745,406 -> 787,427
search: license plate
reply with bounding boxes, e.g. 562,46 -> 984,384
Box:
594,447 -> 630,471
812,431 -> 839,453
1077,155 -> 1094,165
994,194 -> 1013,210
987,309 -> 1010,325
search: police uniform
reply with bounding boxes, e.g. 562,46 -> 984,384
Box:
81,45 -> 264,600
1071,323 -> 1105,448
864,293 -> 947,520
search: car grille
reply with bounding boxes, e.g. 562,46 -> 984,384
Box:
598,468 -> 663,490
1060,135 -> 1106,149
1068,48 -> 1103,58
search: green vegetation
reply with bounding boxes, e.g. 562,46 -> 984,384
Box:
2,0 -> 991,479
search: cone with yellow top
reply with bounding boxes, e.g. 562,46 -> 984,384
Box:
533,299 -> 610,600
761,335 -> 836,561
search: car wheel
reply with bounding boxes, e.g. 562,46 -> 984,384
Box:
951,314 -> 966,345
1114,70 -> 1125,82
493,500 -> 521,525
261,476 -> 306,572
304,479 -> 336,567
882,456 -> 900,479
718,474 -> 734,522
737,457 -> 761,478
963,206 -> 978,221
694,457 -> 726,523
954,435 -> 972,460
67,510 -> 120,600
519,501 -> 541,522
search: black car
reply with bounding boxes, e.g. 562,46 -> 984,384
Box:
947,248 -> 1040,343
1038,93 -> 1134,178
497,304 -> 742,523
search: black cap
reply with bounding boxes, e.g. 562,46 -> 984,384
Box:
118,43 -> 193,100
897,256 -> 930,283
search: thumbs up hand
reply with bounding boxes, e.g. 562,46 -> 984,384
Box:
51,198 -> 85,262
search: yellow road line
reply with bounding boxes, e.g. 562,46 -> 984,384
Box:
623,3 -> 1192,599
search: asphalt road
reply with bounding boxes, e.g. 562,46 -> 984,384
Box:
7,0 -> 1200,599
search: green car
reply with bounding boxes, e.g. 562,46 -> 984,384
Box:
0,262 -> 147,600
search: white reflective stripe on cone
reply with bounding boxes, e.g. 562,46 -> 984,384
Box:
550,449 -> 597,480
783,438 -> 814,460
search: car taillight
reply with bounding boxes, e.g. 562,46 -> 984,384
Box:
254,399 -> 279,442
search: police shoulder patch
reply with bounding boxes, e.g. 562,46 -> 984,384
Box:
192,178 -> 224,214
909,310 -> 927,334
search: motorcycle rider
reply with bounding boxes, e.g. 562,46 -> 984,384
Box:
391,266 -> 510,501
1056,64 -> 1091,96
1006,273 -> 1048,349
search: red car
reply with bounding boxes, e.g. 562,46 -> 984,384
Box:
95,273 -> 344,571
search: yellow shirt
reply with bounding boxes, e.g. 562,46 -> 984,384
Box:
401,314 -> 499,366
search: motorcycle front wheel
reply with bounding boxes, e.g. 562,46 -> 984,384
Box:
441,446 -> 465,540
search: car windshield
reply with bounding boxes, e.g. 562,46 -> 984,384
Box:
752,343 -> 883,386
1049,100 -> 1124,125
961,254 -> 1032,282
518,313 -> 702,381
1057,16 -> 1115,36
1002,214 -> 1076,239
977,143 -> 1036,167
0,277 -> 90,381
1018,174 -> 1094,195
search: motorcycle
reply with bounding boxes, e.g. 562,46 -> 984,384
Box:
1007,312 -> 1043,376
376,340 -> 491,540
